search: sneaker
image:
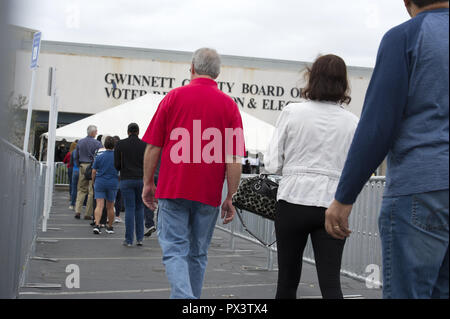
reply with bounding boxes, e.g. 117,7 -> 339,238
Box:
93,226 -> 101,234
144,226 -> 156,237
90,221 -> 96,227
105,226 -> 114,234
123,240 -> 132,247
69,205 -> 74,210
136,241 -> 143,246
114,217 -> 122,223
74,213 -> 81,219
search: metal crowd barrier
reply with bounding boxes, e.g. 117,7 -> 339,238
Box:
0,139 -> 47,298
216,174 -> 385,285
54,162 -> 70,185
50,163 -> 385,284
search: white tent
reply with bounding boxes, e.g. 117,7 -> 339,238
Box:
41,93 -> 275,154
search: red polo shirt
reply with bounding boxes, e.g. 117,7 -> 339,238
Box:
142,77 -> 245,207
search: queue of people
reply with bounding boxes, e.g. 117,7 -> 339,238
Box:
68,123 -> 158,246
60,0 -> 448,300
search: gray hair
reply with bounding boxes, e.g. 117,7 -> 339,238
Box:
87,125 -> 97,135
191,48 -> 221,79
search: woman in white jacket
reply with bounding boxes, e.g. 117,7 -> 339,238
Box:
265,54 -> 359,299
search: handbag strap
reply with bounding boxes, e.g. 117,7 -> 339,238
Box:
235,208 -> 277,248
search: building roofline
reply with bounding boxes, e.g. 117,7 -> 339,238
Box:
19,39 -> 373,73
8,24 -> 40,34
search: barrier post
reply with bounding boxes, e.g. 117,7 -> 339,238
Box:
42,67 -> 58,232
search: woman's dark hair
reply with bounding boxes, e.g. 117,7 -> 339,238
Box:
128,123 -> 139,135
96,134 -> 103,142
411,0 -> 448,8
104,136 -> 115,150
301,54 -> 351,105
113,135 -> 120,146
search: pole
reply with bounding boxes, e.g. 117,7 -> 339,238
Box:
23,31 -> 41,153
38,135 -> 44,161
42,68 -> 58,232
23,69 -> 37,153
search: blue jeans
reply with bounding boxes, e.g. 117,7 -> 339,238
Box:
379,189 -> 449,299
120,179 -> 145,244
70,170 -> 79,206
157,198 -> 219,299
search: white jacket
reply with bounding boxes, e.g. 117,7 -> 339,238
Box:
264,101 -> 358,208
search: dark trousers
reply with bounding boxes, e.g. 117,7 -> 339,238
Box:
274,200 -> 346,299
100,201 -> 107,224
144,206 -> 155,228
68,168 -> 73,197
144,176 -> 158,228
115,189 -> 122,217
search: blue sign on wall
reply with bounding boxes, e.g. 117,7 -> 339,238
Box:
30,32 -> 41,69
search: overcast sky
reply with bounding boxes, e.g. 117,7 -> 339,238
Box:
9,0 -> 410,67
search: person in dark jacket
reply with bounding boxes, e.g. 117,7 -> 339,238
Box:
114,123 -> 148,246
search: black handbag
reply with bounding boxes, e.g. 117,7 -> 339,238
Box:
231,174 -> 279,247
84,163 -> 93,180
232,174 -> 279,220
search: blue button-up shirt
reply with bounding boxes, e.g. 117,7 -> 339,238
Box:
335,8 -> 449,204
75,136 -> 102,167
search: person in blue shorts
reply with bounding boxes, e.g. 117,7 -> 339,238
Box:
92,136 -> 119,234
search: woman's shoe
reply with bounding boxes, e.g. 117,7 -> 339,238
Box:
93,226 -> 101,234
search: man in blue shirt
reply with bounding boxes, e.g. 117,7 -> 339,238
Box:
74,125 -> 102,220
325,0 -> 449,298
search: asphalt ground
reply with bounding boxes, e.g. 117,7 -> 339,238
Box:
19,189 -> 382,299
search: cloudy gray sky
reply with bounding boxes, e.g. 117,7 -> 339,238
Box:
9,0 -> 410,67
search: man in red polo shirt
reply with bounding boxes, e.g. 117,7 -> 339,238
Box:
142,48 -> 245,299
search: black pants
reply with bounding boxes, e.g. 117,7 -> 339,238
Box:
114,189 -> 122,217
275,200 -> 346,299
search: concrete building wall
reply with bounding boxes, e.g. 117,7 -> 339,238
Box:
14,40 -> 373,126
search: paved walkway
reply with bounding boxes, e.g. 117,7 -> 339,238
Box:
19,189 -> 382,299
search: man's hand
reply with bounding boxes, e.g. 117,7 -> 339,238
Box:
142,144 -> 161,211
142,182 -> 157,211
325,199 -> 353,240
221,198 -> 235,225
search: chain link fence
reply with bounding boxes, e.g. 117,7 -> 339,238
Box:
0,139 -> 47,298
